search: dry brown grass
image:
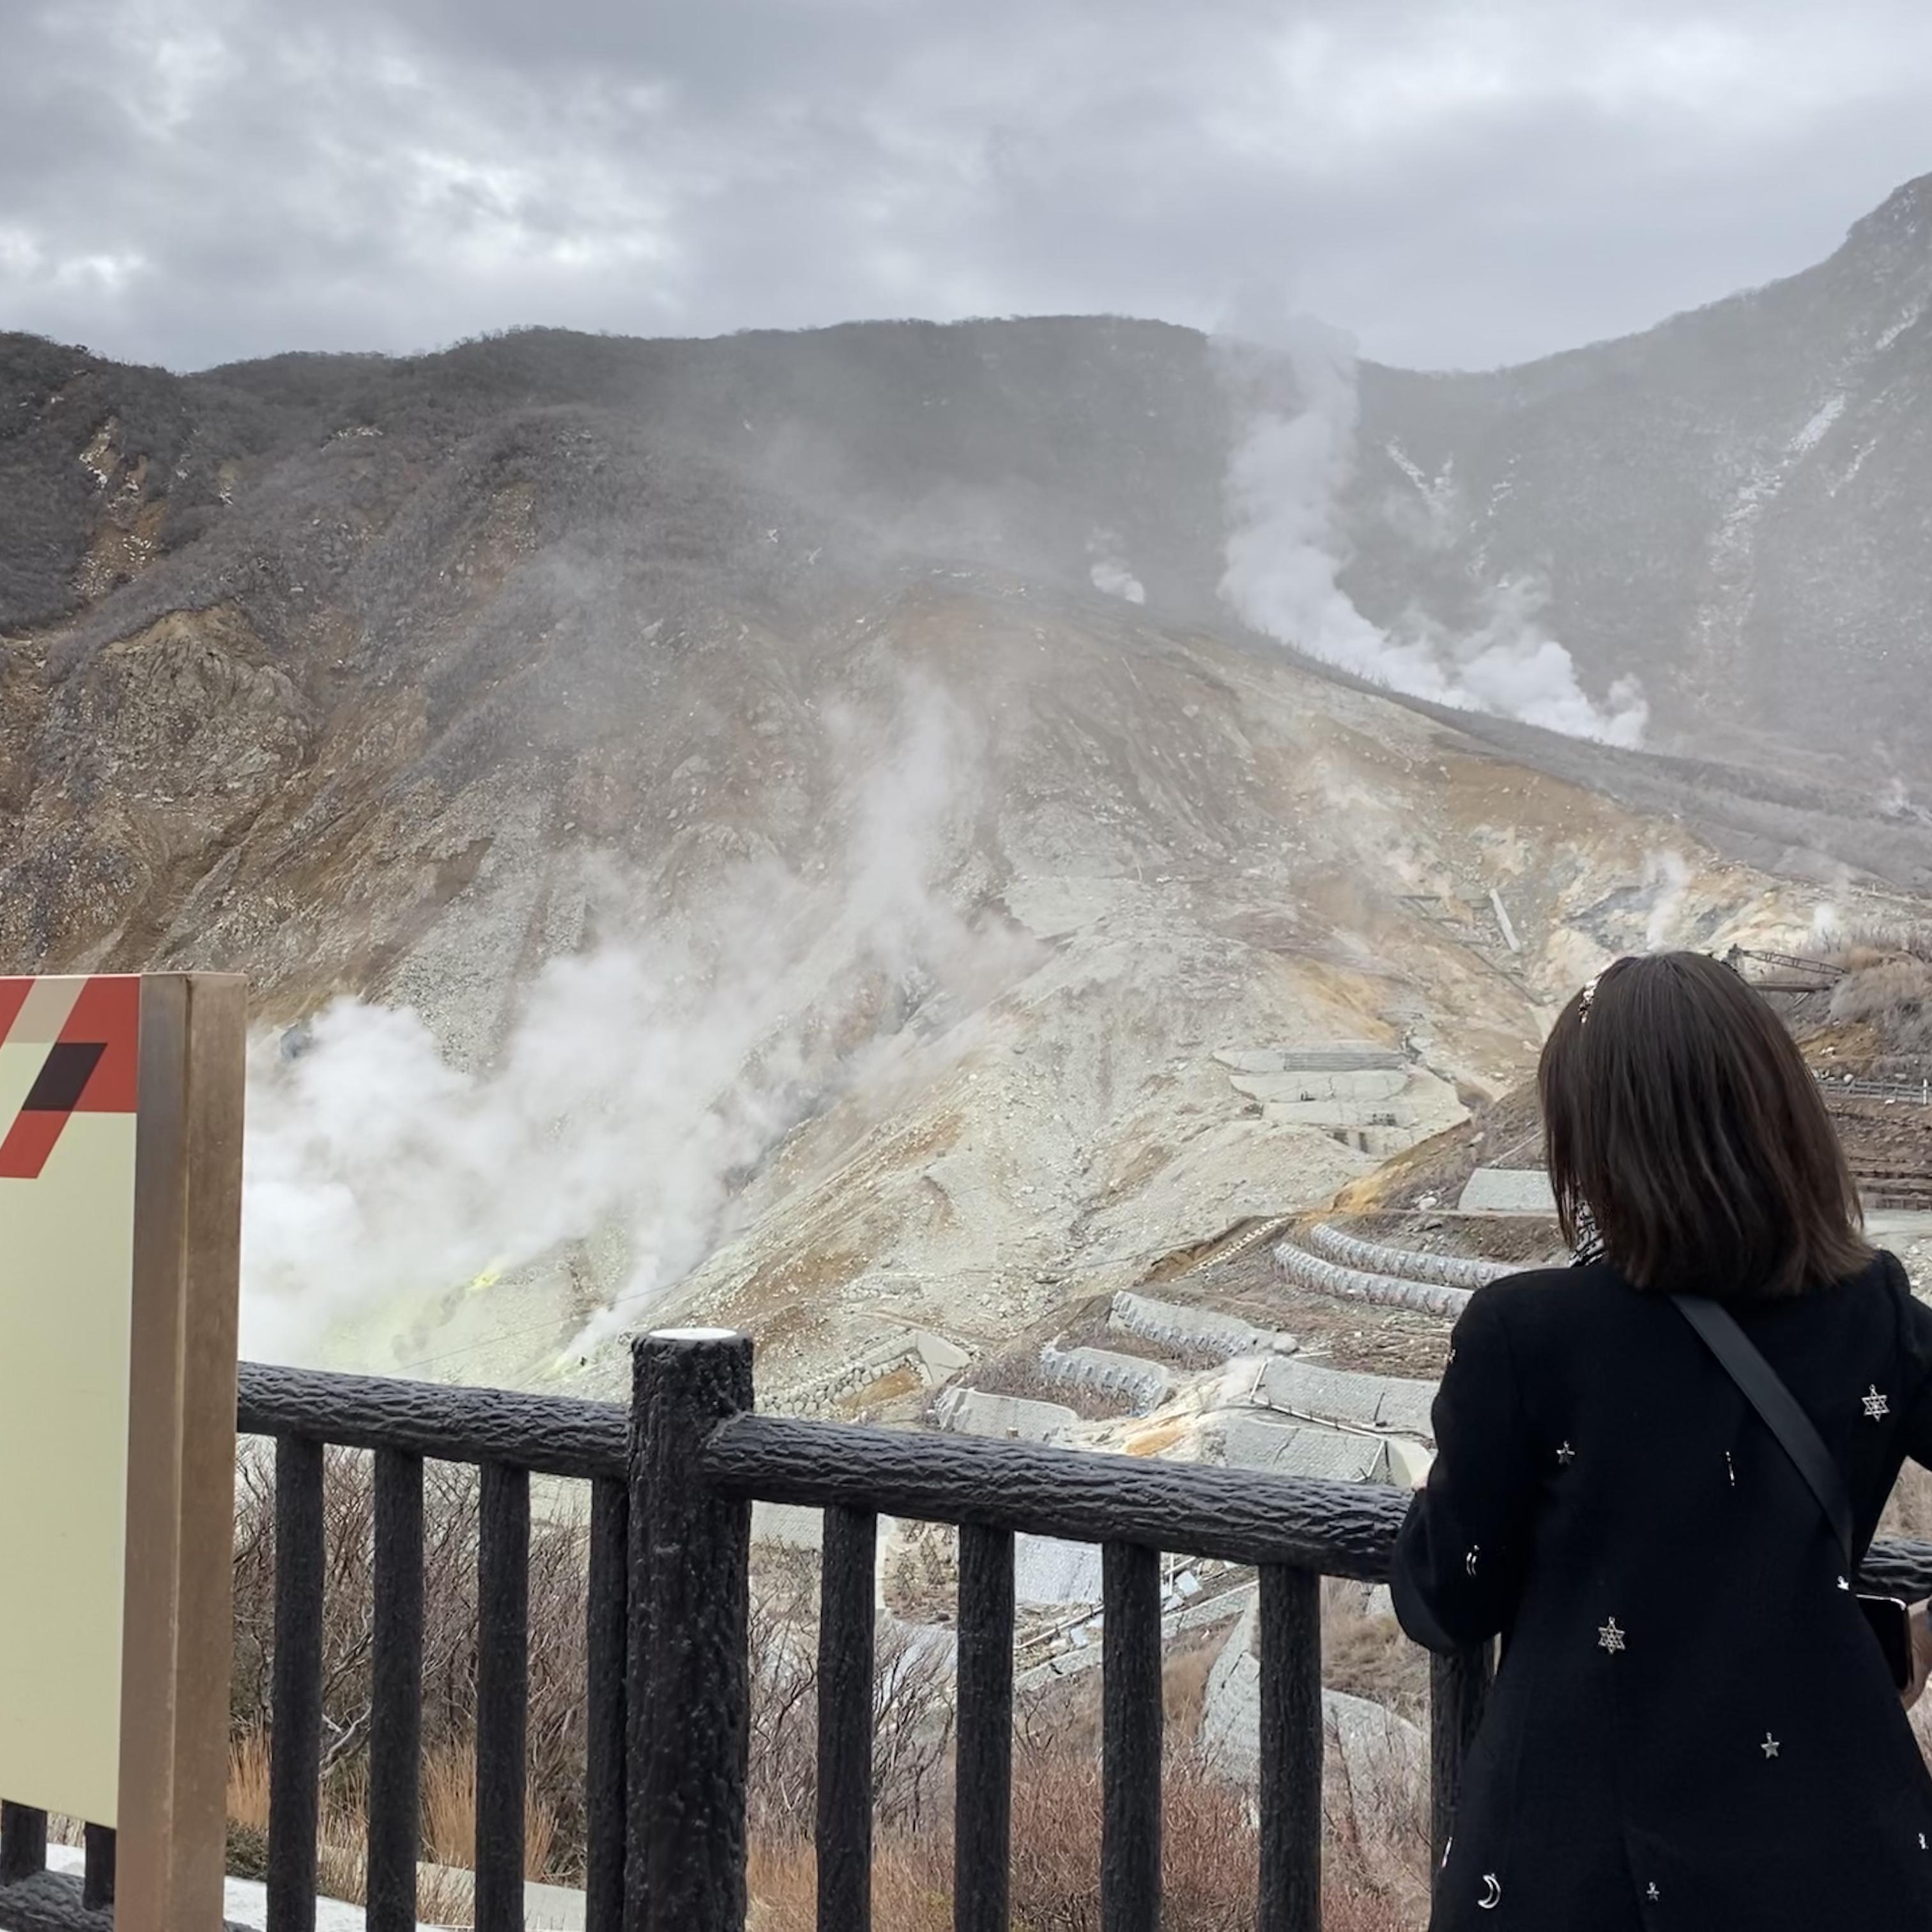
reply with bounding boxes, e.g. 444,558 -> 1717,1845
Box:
1321,1585 -> 1429,1728
229,1725 -> 272,1836
422,1746 -> 477,1869
227,1734 -> 498,1922
747,1740 -> 1422,1931
231,1445 -> 585,1883
1829,957 -> 1932,1062
224,1445 -> 1427,1930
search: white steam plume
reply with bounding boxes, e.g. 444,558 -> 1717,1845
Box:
1216,309 -> 1648,748
1643,848 -> 1692,951
240,683 -> 1030,1367
1087,528 -> 1146,604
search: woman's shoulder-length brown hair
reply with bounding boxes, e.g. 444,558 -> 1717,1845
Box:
1539,951 -> 1874,1300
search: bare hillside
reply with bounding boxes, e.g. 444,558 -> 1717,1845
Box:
8,174 -> 1932,786
4,218 -> 1932,1384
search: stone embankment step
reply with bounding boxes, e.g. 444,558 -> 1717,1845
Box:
1272,1234 -> 1472,1319
1202,1411 -> 1392,1483
1037,1341 -> 1174,1413
1457,1167 -> 1558,1214
933,1386 -> 1078,1443
1250,1354 -> 1437,1439
1215,1043 -> 1408,1074
1304,1223 -> 1511,1292
1108,1289 -> 1296,1361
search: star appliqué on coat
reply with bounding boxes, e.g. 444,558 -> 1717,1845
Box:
1864,1384 -> 1890,1420
1761,1733 -> 1780,1759
1598,1617 -> 1627,1654
1556,1441 -> 1575,1465
1646,1882 -> 1660,1901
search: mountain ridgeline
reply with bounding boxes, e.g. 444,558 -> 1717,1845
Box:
9,181 -> 1932,1385
6,174 -> 1932,782
1,174 -> 1931,1020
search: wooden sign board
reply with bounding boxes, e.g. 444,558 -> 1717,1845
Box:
0,973 -> 245,1932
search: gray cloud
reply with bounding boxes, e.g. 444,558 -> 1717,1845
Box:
4,0 -> 1930,372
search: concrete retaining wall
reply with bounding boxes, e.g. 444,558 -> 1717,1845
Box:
1216,1044 -> 1406,1074
766,1326 -> 972,1419
1204,1412 -> 1391,1483
933,1385 -> 1078,1443
1015,1580 -> 1255,1695
1272,1238 -> 1471,1319
1227,1069 -> 1409,1104
1457,1167 -> 1558,1215
751,1501 -> 825,1551
1108,1290 -> 1296,1361
1038,1342 -> 1174,1413
1202,1600 -> 1425,1802
1014,1535 -> 1106,1607
1305,1223 -> 1510,1291
1257,1099 -> 1414,1128
1258,1354 -> 1436,1439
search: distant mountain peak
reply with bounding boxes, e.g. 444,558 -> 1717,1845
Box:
1845,171 -> 1932,256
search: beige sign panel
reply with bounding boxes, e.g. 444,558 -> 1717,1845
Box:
0,973 -> 141,1823
0,972 -> 245,1932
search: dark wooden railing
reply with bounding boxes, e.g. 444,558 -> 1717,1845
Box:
4,1326 -> 1932,1932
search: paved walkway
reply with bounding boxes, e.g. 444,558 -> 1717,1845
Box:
43,1846 -> 587,1932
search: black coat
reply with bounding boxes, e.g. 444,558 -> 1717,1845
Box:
1393,1252 -> 1932,1931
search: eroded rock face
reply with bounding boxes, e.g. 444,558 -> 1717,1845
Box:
1202,1598 -> 1426,1866
1,604 -> 314,965
3,313 -> 1928,1385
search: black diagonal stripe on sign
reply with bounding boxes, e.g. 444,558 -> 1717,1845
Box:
21,1040 -> 106,1112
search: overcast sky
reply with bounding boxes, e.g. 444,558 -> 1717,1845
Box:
4,0 -> 1931,374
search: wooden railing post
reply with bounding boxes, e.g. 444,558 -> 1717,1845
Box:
1258,1565 -> 1322,1932
268,1434 -> 325,1932
82,1822 -> 116,1910
954,1523 -> 1016,1932
1429,1643 -> 1494,1878
476,1462 -> 531,1932
0,1803 -> 47,1883
1101,1542 -> 1163,1932
631,1328 -> 754,1932
586,1475 -> 630,1932
816,1506 -> 878,1932
366,1450 -> 424,1932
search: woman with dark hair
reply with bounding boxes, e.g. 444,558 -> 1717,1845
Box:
1395,950 -> 1932,1930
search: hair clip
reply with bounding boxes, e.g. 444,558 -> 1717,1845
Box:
1571,1197 -> 1607,1266
1578,971 -> 1602,1027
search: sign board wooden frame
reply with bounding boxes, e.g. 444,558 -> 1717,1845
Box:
0,972 -> 245,1932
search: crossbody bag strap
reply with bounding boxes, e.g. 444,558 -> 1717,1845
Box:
1671,1292 -> 1855,1570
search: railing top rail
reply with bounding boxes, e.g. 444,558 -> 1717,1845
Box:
702,1411 -> 1406,1579
236,1360 -> 625,1480
234,1357 -> 1932,1597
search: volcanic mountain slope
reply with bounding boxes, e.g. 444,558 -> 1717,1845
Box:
560,586 -> 1929,1408
7,174 -> 1932,791
4,197 -> 1932,1381
8,522 -> 1926,1385
1349,173 -> 1932,779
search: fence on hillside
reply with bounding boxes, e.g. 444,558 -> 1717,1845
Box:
6,1329 -> 1932,1932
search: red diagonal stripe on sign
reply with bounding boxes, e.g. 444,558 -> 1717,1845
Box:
62,975 -> 139,1114
0,977 -> 32,1046
0,974 -> 141,1179
0,1109 -> 66,1181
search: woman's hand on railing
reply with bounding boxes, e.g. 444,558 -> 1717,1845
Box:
1902,1602 -> 1932,1711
